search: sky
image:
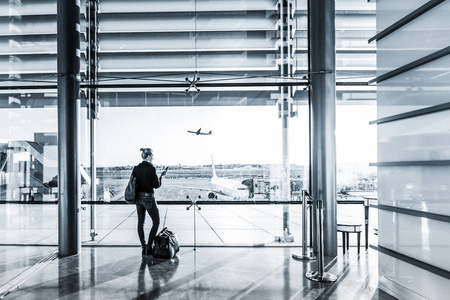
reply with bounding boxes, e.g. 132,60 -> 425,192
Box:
0,104 -> 377,168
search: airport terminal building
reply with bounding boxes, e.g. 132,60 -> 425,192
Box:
0,0 -> 449,299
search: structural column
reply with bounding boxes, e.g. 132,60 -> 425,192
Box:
280,0 -> 292,239
57,0 -> 81,257
87,0 -> 99,241
308,0 -> 337,257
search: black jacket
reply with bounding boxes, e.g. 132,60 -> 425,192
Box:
132,161 -> 161,194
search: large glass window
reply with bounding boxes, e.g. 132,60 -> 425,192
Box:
0,0 -> 377,247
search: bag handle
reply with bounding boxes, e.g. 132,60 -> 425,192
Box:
162,208 -> 168,229
159,227 -> 173,238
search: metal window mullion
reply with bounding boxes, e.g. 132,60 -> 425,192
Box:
87,0 -> 99,241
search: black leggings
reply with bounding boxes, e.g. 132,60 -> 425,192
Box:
136,195 -> 160,247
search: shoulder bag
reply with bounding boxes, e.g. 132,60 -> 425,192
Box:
124,167 -> 137,204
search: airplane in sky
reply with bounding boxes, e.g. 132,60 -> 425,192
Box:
187,128 -> 212,135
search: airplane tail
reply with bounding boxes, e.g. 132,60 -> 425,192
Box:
211,155 -> 218,178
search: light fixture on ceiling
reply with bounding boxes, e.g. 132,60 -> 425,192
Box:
185,72 -> 200,94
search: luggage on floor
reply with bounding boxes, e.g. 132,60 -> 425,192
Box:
153,227 -> 179,259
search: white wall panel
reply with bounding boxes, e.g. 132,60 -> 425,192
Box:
99,13 -> 278,33
376,0 -> 450,298
0,56 -> 56,74
0,0 -> 56,17
0,36 -> 56,54
336,53 -> 376,68
100,0 -> 277,13
378,110 -> 450,162
377,55 -> 450,119
377,1 -> 450,77
99,32 -> 277,52
379,253 -> 450,300
376,0 -> 428,33
99,53 -> 277,72
378,166 -> 450,216
0,16 -> 56,36
379,211 -> 450,271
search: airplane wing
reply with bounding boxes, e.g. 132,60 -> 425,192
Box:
187,128 -> 202,135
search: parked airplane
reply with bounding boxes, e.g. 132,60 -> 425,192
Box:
187,128 -> 212,135
208,156 -> 249,200
164,156 -> 249,200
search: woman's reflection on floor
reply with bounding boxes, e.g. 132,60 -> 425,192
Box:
138,255 -> 180,296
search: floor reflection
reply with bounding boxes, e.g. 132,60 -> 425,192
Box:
138,255 -> 180,297
0,247 -> 395,299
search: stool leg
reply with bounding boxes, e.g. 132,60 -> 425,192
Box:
357,232 -> 361,254
347,233 -> 350,251
342,232 -> 346,254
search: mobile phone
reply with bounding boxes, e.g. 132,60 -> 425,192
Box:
162,166 -> 169,175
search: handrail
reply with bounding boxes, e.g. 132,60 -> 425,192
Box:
371,244 -> 450,280
369,102 -> 450,125
371,204 -> 450,224
369,45 -> 450,85
370,160 -> 450,167
0,199 -> 368,205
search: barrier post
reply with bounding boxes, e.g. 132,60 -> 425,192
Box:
186,195 -> 201,251
292,190 -> 316,260
306,199 -> 337,282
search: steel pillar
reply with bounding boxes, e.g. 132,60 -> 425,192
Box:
308,0 -> 337,257
279,0 -> 295,241
57,0 -> 81,257
87,0 -> 99,241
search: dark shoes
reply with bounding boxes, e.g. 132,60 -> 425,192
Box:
145,244 -> 153,256
142,244 -> 153,256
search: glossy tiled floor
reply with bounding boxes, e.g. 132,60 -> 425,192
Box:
0,203 -> 376,247
0,203 -> 385,299
0,246 -> 395,300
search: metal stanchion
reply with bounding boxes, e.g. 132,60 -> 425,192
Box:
306,199 -> 337,283
186,195 -> 201,251
292,190 -> 316,260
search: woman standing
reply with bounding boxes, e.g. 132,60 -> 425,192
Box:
133,148 -> 167,255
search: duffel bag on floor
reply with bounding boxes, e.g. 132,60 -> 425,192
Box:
153,227 -> 179,259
